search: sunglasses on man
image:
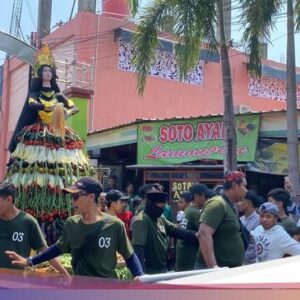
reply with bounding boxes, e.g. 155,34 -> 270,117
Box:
71,192 -> 89,200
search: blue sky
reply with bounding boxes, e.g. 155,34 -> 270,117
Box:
0,0 -> 299,66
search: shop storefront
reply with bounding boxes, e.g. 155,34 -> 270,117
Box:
88,113 -> 262,197
87,110 -> 300,207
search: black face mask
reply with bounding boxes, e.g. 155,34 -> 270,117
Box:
144,201 -> 165,220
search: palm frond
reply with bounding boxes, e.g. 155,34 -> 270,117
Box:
127,0 -> 140,17
132,0 -> 218,95
296,0 -> 300,32
240,0 -> 283,77
172,0 -> 217,80
131,0 -> 172,95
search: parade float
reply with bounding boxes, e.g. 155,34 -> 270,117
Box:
5,45 -> 94,244
4,45 -> 132,279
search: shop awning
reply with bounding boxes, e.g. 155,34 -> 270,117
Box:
126,164 -> 246,170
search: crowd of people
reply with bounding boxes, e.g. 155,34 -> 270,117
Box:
2,171 -> 300,280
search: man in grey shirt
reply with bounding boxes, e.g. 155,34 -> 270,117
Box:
239,190 -> 263,264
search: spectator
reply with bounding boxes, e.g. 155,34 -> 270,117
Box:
196,171 -> 246,269
104,175 -> 118,192
131,197 -> 142,216
129,197 -> 142,239
251,202 -> 300,262
239,190 -> 263,264
267,188 -> 297,234
99,192 -> 107,213
125,183 -> 139,214
132,190 -> 198,274
176,185 -> 211,272
292,225 -> 300,242
284,176 -> 300,219
117,196 -> 134,239
239,190 -> 262,229
106,190 -> 126,216
176,191 -> 192,225
0,182 -> 67,274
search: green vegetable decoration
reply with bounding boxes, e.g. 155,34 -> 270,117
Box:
33,253 -> 133,281
5,123 -> 95,244
5,45 -> 96,245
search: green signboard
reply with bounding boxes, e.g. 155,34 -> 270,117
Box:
138,115 -> 260,165
66,97 -> 88,142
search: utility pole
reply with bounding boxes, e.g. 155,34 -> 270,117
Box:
9,0 -> 24,39
37,0 -> 52,48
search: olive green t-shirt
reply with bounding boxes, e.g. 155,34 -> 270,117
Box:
176,205 -> 201,271
0,211 -> 46,269
131,212 -> 177,274
196,196 -> 244,268
56,213 -> 133,278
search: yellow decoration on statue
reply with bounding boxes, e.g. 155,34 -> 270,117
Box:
51,104 -> 66,141
33,44 -> 56,78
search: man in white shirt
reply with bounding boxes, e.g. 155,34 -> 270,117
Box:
252,202 -> 300,262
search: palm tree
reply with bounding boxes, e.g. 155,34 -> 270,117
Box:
241,0 -> 300,197
128,0 -> 237,173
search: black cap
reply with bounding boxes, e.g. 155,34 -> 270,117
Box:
64,176 -> 102,195
106,190 -> 129,203
189,183 -> 214,198
146,191 -> 168,203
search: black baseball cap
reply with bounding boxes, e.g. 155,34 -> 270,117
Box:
146,191 -> 168,203
64,176 -> 102,195
189,183 -> 215,198
106,190 -> 129,203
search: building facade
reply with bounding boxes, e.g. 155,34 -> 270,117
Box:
1,2 -> 300,181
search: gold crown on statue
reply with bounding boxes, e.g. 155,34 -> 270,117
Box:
32,44 -> 56,78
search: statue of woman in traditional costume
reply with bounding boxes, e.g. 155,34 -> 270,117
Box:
6,45 -> 94,243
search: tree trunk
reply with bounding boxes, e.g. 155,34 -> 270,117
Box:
217,0 -> 237,173
286,0 -> 300,200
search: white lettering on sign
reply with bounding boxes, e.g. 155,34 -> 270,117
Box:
172,182 -> 193,201
98,237 -> 111,248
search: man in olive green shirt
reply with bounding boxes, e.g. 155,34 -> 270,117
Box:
0,211 -> 46,269
196,171 -> 246,269
6,177 -> 143,279
176,184 -> 213,271
132,190 -> 198,274
0,182 -> 67,274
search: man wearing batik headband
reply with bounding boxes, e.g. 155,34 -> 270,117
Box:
131,189 -> 199,274
196,171 -> 247,269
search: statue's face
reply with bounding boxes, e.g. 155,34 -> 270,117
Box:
42,66 -> 53,81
